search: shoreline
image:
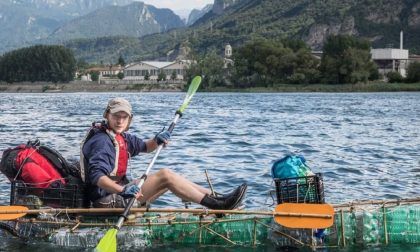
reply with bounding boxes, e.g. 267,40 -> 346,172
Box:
0,81 -> 185,93
1,81 -> 420,93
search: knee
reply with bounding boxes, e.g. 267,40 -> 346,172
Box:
157,168 -> 175,186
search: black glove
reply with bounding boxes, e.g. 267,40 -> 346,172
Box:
154,130 -> 171,145
119,181 -> 140,198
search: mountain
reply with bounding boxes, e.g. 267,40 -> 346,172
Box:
0,0 -> 137,53
1,0 -> 135,16
187,4 -> 213,26
212,0 -> 242,15
63,0 -> 420,64
0,0 -> 184,53
192,0 -> 420,51
47,2 -> 184,41
4,0 -> 420,64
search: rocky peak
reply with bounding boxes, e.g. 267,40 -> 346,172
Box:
212,0 -> 239,15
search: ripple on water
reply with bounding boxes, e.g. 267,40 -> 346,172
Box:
0,93 -> 419,207
336,167 -> 364,176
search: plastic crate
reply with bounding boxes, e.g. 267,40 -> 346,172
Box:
10,177 -> 88,208
274,173 -> 324,204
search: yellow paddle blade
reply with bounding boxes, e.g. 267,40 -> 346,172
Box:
274,203 -> 335,229
178,76 -> 201,113
96,228 -> 118,252
0,205 -> 28,220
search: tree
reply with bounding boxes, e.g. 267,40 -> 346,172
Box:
118,55 -> 125,66
158,71 -> 166,82
144,71 -> 150,80
90,71 -> 100,81
171,70 -> 177,81
406,62 -> 420,83
117,72 -> 124,80
0,45 -> 76,83
231,39 -> 320,87
185,49 -> 225,89
200,50 -> 225,89
320,35 -> 378,84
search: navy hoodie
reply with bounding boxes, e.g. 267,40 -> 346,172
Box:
82,129 -> 147,202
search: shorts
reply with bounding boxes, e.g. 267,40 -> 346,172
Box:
92,194 -> 139,208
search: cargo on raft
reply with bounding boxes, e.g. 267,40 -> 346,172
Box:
0,197 -> 420,250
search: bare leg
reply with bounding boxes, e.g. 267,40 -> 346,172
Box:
137,168 -> 211,204
146,188 -> 168,203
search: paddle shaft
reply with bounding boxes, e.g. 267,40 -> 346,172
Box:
95,76 -> 201,252
0,207 -> 331,218
116,112 -> 181,229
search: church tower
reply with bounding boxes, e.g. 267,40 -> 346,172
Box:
225,44 -> 232,58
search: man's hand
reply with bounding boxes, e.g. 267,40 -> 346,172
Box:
154,130 -> 171,146
119,180 -> 141,198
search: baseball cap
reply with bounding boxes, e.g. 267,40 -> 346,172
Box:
103,98 -> 132,118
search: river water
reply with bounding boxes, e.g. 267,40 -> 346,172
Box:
0,92 -> 419,251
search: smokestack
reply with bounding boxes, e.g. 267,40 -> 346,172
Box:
400,30 -> 403,49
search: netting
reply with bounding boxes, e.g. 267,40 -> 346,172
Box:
330,204 -> 420,246
2,203 -> 419,248
137,213 -> 272,246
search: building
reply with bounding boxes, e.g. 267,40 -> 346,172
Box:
224,43 -> 234,68
124,60 -> 191,81
85,65 -> 124,78
370,31 -> 409,77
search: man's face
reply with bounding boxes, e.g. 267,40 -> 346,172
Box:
107,111 -> 130,134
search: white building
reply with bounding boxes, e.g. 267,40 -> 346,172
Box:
124,60 -> 191,81
370,31 -> 409,77
224,43 -> 234,68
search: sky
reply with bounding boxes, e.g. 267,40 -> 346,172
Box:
141,0 -> 213,12
140,0 -> 214,20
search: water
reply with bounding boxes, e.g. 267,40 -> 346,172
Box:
0,92 -> 419,251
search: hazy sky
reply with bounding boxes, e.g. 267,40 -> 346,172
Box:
142,0 -> 214,10
141,0 -> 214,11
140,0 -> 214,19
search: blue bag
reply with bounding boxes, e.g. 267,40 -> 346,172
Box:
271,155 -> 313,179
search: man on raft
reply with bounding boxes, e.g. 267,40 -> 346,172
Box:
80,98 -> 247,210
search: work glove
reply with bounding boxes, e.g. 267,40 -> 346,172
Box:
154,130 -> 171,145
119,181 -> 140,198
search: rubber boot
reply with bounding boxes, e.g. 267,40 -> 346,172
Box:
214,183 -> 248,201
200,194 -> 224,210
200,183 -> 247,210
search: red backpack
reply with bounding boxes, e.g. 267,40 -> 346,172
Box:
0,140 -> 72,188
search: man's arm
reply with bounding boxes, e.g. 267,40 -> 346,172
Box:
97,175 -> 124,194
145,139 -> 159,153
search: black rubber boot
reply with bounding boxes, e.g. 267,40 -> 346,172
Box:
200,194 -> 224,209
214,183 -> 248,202
200,183 -> 247,210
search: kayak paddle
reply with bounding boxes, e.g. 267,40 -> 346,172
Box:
95,76 -> 202,252
0,205 -> 28,220
274,203 -> 335,229
0,203 -> 334,229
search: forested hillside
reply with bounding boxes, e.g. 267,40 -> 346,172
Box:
64,0 -> 420,63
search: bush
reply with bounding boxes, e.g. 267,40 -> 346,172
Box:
386,71 -> 403,83
406,62 -> 420,83
90,71 -> 99,81
287,73 -> 306,84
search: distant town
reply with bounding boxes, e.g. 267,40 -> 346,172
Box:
80,32 -> 419,85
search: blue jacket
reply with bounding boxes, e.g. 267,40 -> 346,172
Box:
82,128 -> 147,201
